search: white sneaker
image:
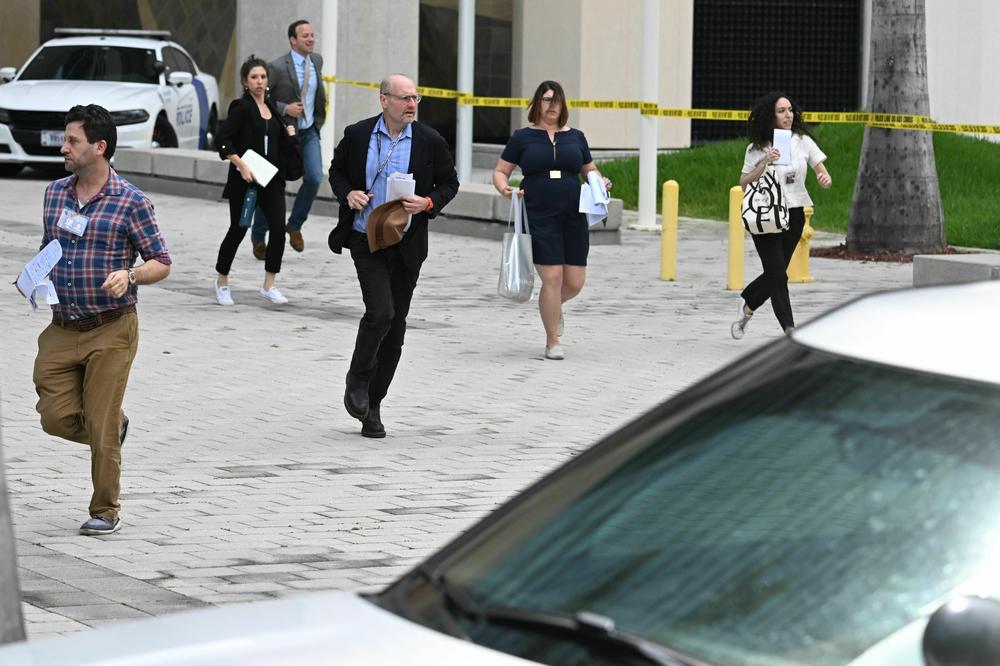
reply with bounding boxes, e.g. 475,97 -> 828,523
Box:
259,286 -> 288,304
731,298 -> 753,339
214,280 -> 234,306
545,345 -> 565,360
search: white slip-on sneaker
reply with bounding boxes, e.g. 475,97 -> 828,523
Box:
259,286 -> 289,304
545,345 -> 565,360
214,280 -> 234,306
731,298 -> 753,339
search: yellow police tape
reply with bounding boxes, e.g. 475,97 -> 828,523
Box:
322,76 -> 1000,135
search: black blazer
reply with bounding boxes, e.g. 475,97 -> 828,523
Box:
217,95 -> 301,200
328,115 -> 459,270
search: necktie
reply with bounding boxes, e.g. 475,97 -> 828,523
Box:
299,58 -> 310,108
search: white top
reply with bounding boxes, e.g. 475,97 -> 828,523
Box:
743,133 -> 827,207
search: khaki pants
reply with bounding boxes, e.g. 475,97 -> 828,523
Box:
33,313 -> 138,520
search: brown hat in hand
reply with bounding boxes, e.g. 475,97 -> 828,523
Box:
366,199 -> 409,252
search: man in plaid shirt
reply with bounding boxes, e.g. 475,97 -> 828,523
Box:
33,104 -> 171,535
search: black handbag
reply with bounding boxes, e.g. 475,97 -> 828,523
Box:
741,166 -> 789,234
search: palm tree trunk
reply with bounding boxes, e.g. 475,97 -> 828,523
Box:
0,404 -> 25,645
848,0 -> 945,254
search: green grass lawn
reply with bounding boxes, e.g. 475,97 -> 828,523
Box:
597,124 -> 1000,250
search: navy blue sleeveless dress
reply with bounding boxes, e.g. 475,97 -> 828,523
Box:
500,127 -> 592,266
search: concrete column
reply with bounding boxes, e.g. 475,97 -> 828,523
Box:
637,0 -> 660,228
334,0 -> 419,136
456,0 -> 475,183
320,0 -> 338,168
0,1 -> 40,70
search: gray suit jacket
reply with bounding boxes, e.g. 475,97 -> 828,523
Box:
268,52 -> 327,131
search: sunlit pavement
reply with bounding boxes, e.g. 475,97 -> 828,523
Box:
0,172 -> 911,637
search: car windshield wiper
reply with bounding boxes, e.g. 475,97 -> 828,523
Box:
418,569 -> 712,666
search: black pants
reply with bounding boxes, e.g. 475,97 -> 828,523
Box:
742,206 -> 805,330
348,232 -> 420,405
215,181 -> 286,275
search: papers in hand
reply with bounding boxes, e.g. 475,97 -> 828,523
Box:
387,172 -> 416,232
241,148 -> 278,187
772,129 -> 792,166
579,171 -> 610,226
15,238 -> 62,310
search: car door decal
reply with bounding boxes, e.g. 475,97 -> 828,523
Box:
192,77 -> 209,148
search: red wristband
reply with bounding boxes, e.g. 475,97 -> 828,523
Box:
424,196 -> 434,211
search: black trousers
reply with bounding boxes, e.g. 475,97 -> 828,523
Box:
742,206 -> 805,330
347,232 -> 420,405
215,181 -> 287,275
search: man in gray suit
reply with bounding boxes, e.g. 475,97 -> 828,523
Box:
250,19 -> 327,257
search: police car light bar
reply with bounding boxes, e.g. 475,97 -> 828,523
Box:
53,28 -> 172,39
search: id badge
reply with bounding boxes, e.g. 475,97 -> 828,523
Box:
56,208 -> 89,236
784,172 -> 796,186
549,170 -> 561,179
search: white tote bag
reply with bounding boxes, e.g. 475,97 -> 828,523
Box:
497,194 -> 534,303
741,166 -> 789,234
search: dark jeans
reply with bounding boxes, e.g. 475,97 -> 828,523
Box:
347,232 -> 420,405
742,206 -> 805,330
216,181 -> 287,275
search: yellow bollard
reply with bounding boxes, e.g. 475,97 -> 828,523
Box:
787,206 -> 816,283
727,186 -> 744,291
660,180 -> 678,281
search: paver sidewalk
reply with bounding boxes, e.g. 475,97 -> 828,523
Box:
0,174 -> 911,638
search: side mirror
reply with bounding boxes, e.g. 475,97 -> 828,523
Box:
167,71 -> 192,87
923,596 -> 1000,666
0,67 -> 16,83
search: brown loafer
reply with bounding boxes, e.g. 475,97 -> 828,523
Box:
287,226 -> 304,252
252,240 -> 266,260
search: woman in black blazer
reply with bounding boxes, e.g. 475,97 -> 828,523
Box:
213,55 -> 301,305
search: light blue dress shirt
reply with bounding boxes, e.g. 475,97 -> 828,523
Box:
289,50 -> 317,130
354,115 -> 413,233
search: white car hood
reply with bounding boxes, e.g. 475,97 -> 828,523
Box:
0,80 -> 158,112
0,591 -> 537,665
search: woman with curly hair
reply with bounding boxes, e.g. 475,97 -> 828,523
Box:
731,92 -> 832,338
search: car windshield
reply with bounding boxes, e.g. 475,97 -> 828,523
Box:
393,345 -> 1000,666
18,45 -> 158,84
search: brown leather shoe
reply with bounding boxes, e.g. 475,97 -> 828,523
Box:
252,240 -> 266,260
287,225 -> 304,252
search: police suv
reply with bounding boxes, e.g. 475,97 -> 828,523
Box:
0,28 -> 220,177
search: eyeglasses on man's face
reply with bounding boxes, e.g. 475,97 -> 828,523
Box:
541,95 -> 558,104
384,93 -> 422,104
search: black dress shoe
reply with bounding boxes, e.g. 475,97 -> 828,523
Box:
361,404 -> 386,438
344,373 -> 370,420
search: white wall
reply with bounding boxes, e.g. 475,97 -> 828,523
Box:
925,0 -> 1000,139
513,0 -> 693,149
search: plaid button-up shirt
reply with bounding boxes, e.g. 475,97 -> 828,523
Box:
42,169 -> 171,319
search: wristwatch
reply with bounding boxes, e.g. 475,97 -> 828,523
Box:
127,268 -> 136,285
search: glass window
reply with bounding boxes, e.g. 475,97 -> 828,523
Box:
392,350 -> 1000,666
19,45 -> 158,84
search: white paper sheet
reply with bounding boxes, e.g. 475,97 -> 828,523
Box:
241,148 -> 278,187
387,172 -> 416,231
579,171 -> 610,226
15,239 -> 62,310
772,129 -> 792,166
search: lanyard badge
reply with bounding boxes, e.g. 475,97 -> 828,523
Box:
56,208 -> 89,236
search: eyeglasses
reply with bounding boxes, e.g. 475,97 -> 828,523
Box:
541,96 -> 557,104
384,93 -> 422,104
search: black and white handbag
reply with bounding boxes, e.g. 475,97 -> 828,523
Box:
741,166 -> 789,234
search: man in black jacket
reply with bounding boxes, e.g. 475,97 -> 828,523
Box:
329,73 -> 459,438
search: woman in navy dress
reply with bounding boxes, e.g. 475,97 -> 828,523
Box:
493,80 -> 611,360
